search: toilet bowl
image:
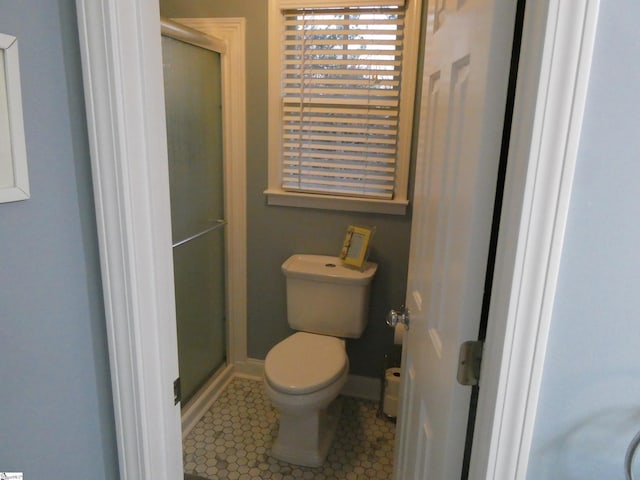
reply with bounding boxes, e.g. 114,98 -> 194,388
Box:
264,332 -> 349,466
263,255 -> 377,467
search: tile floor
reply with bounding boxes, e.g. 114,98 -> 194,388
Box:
183,377 -> 396,479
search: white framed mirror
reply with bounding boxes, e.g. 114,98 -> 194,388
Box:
0,32 -> 29,203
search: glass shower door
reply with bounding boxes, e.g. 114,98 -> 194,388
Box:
162,35 -> 225,405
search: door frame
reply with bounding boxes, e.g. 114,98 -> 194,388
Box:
74,1 -> 598,480
467,0 -> 599,477
75,2 -> 246,479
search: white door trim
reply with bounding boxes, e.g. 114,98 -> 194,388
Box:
74,0 -> 598,479
74,1 -> 183,478
469,1 -> 600,478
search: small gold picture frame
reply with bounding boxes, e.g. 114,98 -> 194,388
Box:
340,225 -> 374,269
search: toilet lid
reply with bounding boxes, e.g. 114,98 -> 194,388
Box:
265,332 -> 348,395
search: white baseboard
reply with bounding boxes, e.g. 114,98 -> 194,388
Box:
233,357 -> 265,380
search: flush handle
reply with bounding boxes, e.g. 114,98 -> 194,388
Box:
386,306 -> 410,330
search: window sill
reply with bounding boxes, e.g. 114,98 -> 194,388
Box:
264,188 -> 409,215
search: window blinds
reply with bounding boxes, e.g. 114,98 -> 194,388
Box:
281,6 -> 405,199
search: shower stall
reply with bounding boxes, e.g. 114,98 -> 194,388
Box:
161,21 -> 226,406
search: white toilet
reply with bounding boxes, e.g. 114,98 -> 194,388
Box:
264,254 -> 377,467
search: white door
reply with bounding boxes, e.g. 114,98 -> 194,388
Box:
393,0 -> 517,478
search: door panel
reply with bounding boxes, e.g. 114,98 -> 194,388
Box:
163,36 -> 224,242
162,35 -> 226,405
173,227 -> 226,402
394,0 -> 517,478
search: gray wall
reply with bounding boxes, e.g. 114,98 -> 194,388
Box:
526,1 -> 640,478
160,0 -> 417,377
0,1 -> 118,478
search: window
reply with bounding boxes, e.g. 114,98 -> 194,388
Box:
266,0 -> 422,215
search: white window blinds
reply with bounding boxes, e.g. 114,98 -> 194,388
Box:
280,6 -> 405,199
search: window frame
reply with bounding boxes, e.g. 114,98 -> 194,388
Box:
265,0 -> 422,215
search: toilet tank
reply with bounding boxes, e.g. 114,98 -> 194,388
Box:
282,254 -> 378,338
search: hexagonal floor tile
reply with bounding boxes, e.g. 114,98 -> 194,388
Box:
183,377 -> 396,479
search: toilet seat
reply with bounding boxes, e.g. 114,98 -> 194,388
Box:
265,332 -> 347,395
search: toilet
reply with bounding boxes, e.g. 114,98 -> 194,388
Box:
264,254 -> 377,467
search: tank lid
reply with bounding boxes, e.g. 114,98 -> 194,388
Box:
282,254 -> 377,285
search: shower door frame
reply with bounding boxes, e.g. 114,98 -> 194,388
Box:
159,17 -> 248,371
160,17 -> 246,431
170,17 -> 248,375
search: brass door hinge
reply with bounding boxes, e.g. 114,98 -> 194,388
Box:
457,341 -> 483,386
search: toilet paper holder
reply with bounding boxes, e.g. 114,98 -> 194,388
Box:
386,305 -> 410,330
